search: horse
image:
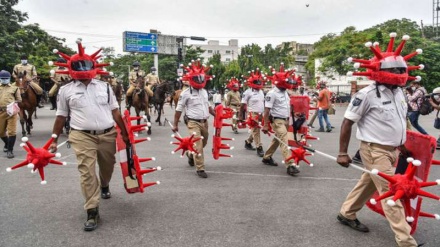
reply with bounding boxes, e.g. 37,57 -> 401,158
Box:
171,89 -> 182,109
151,82 -> 172,126
132,76 -> 152,135
112,80 -> 123,111
15,71 -> 38,136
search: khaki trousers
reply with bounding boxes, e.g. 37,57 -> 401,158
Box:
30,81 -> 43,95
146,85 -> 154,97
246,112 -> 262,148
0,111 -> 18,137
187,120 -> 209,171
340,141 -> 417,247
229,105 -> 240,131
69,128 -> 117,210
48,83 -> 60,97
263,119 -> 293,167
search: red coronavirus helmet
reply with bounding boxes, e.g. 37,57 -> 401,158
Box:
267,63 -> 298,89
50,38 -> 112,80
226,77 -> 240,91
347,33 -> 424,87
180,59 -> 213,89
242,68 -> 266,90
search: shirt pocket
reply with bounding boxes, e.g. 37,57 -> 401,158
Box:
379,105 -> 395,121
96,92 -> 108,105
70,94 -> 87,108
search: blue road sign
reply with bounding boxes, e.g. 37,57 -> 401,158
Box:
123,31 -> 158,53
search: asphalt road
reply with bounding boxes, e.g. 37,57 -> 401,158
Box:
0,103 -> 439,247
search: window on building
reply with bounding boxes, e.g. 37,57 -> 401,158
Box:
225,58 -> 231,62
207,50 -> 213,53
225,50 -> 231,54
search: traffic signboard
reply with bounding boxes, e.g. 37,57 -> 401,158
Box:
123,31 -> 158,53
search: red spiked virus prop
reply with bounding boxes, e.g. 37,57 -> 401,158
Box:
288,95 -> 319,148
226,77 -> 241,91
6,135 -> 66,185
267,63 -> 300,89
170,132 -> 202,157
180,59 -> 213,89
283,146 -> 314,167
366,131 -> 440,234
49,38 -> 113,80
212,104 -> 235,159
115,110 -> 160,194
242,68 -> 267,90
238,112 -> 261,130
346,32 -> 424,87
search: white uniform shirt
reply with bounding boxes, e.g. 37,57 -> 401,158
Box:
176,87 -> 210,119
56,79 -> 119,130
242,88 -> 264,113
344,83 -> 407,147
265,87 -> 290,118
213,93 -> 222,104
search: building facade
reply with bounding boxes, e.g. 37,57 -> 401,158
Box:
197,39 -> 240,63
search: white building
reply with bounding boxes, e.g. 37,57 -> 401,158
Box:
314,58 -> 373,93
196,39 -> 240,63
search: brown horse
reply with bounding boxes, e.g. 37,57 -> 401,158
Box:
15,71 -> 38,136
112,80 -> 123,111
171,89 -> 182,109
131,75 -> 151,135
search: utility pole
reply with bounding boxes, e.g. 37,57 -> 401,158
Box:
150,29 -> 160,76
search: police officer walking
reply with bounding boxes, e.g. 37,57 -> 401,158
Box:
225,78 -> 241,134
49,42 -> 130,232
336,34 -> 420,247
0,70 -> 21,158
172,60 -> 215,178
239,72 -> 265,157
261,65 -> 300,176
12,54 -> 44,108
125,61 -> 145,109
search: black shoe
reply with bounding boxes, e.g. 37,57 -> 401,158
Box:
262,157 -> 278,166
37,103 -> 44,108
101,186 -> 111,199
244,141 -> 256,150
3,147 -> 7,152
187,155 -> 195,166
50,107 -> 56,110
287,165 -> 300,176
316,128 -> 325,132
337,213 -> 369,232
326,128 -> 332,132
307,124 -> 315,128
197,170 -> 208,178
7,151 -> 14,159
256,146 -> 264,157
234,129 -> 239,134
84,208 -> 100,231
352,156 -> 362,165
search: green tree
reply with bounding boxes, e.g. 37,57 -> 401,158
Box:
305,18 -> 440,90
206,53 -> 225,90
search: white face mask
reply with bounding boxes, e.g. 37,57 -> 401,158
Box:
434,95 -> 440,101
0,78 -> 10,84
151,71 -> 156,74
411,86 -> 416,91
133,67 -> 139,71
21,59 -> 28,65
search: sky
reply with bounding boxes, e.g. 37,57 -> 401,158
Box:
15,0 -> 433,55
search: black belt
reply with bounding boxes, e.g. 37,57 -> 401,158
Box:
71,126 -> 114,135
187,118 -> 208,123
230,103 -> 240,107
273,117 -> 287,121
